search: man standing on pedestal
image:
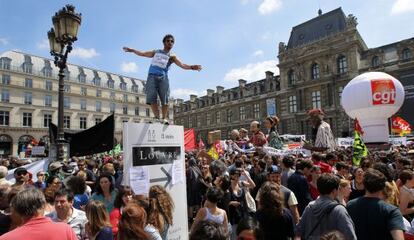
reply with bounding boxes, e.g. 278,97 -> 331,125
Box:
303,108 -> 336,152
123,34 -> 202,124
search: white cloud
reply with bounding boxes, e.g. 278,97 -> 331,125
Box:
224,60 -> 278,82
258,0 -> 282,15
241,0 -> 252,5
37,39 -> 49,49
253,50 -> 264,57
71,48 -> 99,59
121,62 -> 138,73
391,0 -> 414,15
171,88 -> 200,100
0,38 -> 8,45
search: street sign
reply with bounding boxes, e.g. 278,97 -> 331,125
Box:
123,123 -> 188,240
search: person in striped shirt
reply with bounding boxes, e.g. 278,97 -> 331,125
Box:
303,108 -> 336,152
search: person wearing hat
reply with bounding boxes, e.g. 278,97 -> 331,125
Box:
12,167 -> 32,188
303,108 -> 336,152
48,161 -> 64,180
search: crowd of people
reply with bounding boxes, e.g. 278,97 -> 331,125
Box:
0,109 -> 413,240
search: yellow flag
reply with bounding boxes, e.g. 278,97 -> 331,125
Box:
353,131 -> 368,166
207,146 -> 219,160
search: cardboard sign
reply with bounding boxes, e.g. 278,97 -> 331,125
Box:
208,130 -> 221,144
123,123 -> 188,240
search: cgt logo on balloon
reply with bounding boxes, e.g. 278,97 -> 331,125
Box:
371,79 -> 396,105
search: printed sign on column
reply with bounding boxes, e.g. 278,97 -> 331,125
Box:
123,123 -> 187,240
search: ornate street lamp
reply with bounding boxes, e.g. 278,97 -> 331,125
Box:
48,5 -> 81,162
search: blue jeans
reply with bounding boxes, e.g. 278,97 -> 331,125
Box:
145,74 -> 170,105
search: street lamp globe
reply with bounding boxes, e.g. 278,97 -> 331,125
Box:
47,28 -> 61,54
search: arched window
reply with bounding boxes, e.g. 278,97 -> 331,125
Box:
402,48 -> 412,60
371,56 -> 380,68
337,55 -> 348,74
311,63 -> 320,79
288,70 -> 296,86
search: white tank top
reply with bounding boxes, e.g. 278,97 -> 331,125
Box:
204,207 -> 224,224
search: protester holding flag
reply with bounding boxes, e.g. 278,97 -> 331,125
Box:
352,119 -> 368,166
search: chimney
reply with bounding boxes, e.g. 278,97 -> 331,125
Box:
207,89 -> 215,97
175,98 -> 184,104
238,79 -> 247,88
265,71 -> 274,81
216,86 -> 224,94
190,94 -> 197,102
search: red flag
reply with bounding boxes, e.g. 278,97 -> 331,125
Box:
392,116 -> 412,136
184,129 -> 197,151
354,118 -> 364,135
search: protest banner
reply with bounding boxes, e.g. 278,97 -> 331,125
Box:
122,123 -> 188,240
6,158 -> 50,183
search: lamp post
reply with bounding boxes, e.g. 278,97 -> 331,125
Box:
48,5 -> 81,162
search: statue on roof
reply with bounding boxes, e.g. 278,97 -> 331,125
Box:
346,14 -> 358,28
279,42 -> 287,53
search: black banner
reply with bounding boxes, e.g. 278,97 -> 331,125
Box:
399,70 -> 414,131
132,146 -> 181,166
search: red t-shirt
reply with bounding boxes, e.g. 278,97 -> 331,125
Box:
314,161 -> 333,174
0,217 -> 77,240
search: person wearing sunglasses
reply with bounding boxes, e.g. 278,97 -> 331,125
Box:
123,34 -> 202,125
11,167 -> 31,188
34,171 -> 47,191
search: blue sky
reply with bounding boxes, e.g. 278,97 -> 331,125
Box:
1,0 -> 413,100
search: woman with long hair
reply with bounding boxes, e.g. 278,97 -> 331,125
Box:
264,116 -> 283,149
148,185 -> 174,240
109,186 -> 133,237
256,182 -> 295,240
118,202 -> 151,240
337,179 -> 352,205
349,167 -> 365,201
92,174 -> 118,213
85,200 -> 113,240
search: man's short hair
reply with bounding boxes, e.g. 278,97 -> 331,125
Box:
317,173 -> 340,195
363,169 -> 386,193
190,220 -> 227,240
296,159 -> 313,170
162,34 -> 174,43
336,162 -> 350,171
11,188 -> 46,218
54,188 -> 74,202
282,156 -> 295,168
325,153 -> 337,162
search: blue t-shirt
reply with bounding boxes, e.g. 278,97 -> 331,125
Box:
148,49 -> 174,76
73,193 -> 89,210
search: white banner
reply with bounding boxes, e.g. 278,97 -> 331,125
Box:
389,137 -> 407,146
122,123 -> 188,240
336,137 -> 407,147
31,146 -> 45,156
6,158 -> 50,183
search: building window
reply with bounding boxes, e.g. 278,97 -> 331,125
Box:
45,80 -> 53,91
197,115 -> 201,127
239,106 -> 246,120
96,101 -> 102,112
2,74 -> 10,85
337,55 -> 348,74
123,94 -> 128,102
123,105 -> 128,115
1,89 -> 9,103
23,112 -> 32,127
146,108 -> 150,117
372,56 -> 380,68
216,112 -> 221,123
110,102 -> 116,113
24,78 -> 33,88
44,95 -> 52,107
64,116 -> 70,129
79,117 -> 87,129
96,90 -> 101,97
93,77 -> 101,86
311,91 -> 321,109
0,111 -> 9,126
64,84 -> 71,93
135,96 -> 140,103
206,113 -> 211,125
110,92 -> 115,100
288,70 -> 296,86
402,48 -> 412,60
78,74 -> 86,83
120,82 -> 127,91
43,114 -> 52,128
24,92 -> 32,105
288,96 -> 297,113
135,106 -> 139,116
338,86 -> 344,103
0,58 -> 11,70
95,118 -> 101,125
80,99 -> 86,110
64,97 -> 70,109
107,79 -> 114,89
227,109 -> 232,123
80,87 -> 87,96
311,63 -> 320,79
132,85 -> 138,93
254,103 -> 260,119
22,63 -> 32,74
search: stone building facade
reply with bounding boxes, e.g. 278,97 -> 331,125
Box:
0,50 -> 174,157
174,8 -> 414,142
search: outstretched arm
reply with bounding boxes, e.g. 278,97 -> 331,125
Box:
123,47 -> 155,58
171,56 -> 202,71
